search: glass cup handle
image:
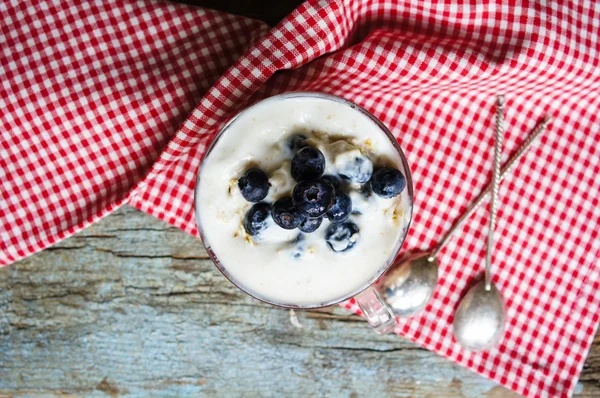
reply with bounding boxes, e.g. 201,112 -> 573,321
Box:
355,286 -> 396,335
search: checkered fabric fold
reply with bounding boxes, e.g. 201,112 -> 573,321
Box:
2,1 -> 599,396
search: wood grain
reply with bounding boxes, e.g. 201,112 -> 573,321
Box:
1,206 -> 598,397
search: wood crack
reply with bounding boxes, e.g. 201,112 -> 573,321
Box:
20,292 -> 85,302
45,245 -> 87,251
95,249 -> 209,260
104,227 -> 178,232
281,340 -> 421,353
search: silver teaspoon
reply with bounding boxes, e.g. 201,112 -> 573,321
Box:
380,109 -> 551,318
453,95 -> 506,351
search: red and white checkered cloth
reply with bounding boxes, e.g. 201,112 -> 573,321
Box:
2,0 -> 599,396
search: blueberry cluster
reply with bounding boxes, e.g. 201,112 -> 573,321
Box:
239,135 -> 406,253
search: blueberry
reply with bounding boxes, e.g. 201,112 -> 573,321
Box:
292,179 -> 335,218
271,197 -> 302,230
325,222 -> 359,252
238,168 -> 269,202
370,167 -> 406,198
321,174 -> 341,189
291,234 -> 307,259
326,190 -> 352,223
298,215 -> 323,233
288,134 -> 308,153
243,202 -> 271,236
291,146 -> 325,181
338,155 -> 373,184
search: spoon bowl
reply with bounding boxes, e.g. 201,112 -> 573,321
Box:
380,252 -> 438,317
453,279 -> 505,351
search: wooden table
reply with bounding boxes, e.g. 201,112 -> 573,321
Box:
1,206 -> 598,396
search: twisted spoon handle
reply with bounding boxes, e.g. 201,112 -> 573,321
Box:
485,95 -> 505,290
430,114 -> 552,259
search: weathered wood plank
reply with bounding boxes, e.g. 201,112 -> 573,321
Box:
1,206 -> 598,397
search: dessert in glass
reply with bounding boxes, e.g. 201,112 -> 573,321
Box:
194,92 -> 413,334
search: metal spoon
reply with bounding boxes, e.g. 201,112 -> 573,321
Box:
453,95 -> 506,351
380,111 -> 551,317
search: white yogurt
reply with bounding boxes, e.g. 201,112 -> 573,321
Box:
196,95 -> 411,307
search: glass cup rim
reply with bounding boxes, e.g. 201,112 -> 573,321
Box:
194,91 -> 414,309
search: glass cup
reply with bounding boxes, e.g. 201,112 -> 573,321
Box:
194,92 -> 413,334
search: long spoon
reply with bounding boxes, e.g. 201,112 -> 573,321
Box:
453,95 -> 506,351
380,111 -> 551,317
